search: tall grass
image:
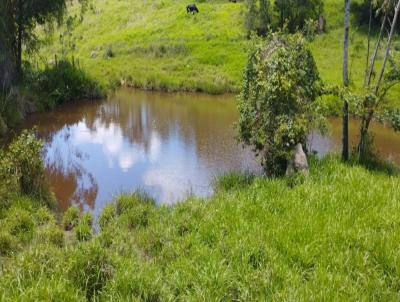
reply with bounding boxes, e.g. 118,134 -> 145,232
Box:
1,156 -> 400,300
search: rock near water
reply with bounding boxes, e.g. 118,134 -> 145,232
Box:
286,143 -> 309,176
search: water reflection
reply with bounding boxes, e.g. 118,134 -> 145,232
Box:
22,89 -> 400,214
23,89 -> 259,215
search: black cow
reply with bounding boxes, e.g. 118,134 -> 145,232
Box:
186,4 -> 199,14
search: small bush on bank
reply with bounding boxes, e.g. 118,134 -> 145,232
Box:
0,130 -> 54,206
27,60 -> 103,110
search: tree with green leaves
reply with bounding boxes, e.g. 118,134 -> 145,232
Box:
355,0 -> 400,160
1,0 -> 88,81
237,33 -> 323,176
274,0 -> 323,32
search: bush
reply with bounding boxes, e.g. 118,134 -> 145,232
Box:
274,0 -> 323,32
29,60 -> 103,109
237,32 -> 323,176
0,130 -> 54,205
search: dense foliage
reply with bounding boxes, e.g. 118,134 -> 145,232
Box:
237,33 -> 323,176
27,60 -> 103,109
245,0 -> 323,35
0,130 -> 53,206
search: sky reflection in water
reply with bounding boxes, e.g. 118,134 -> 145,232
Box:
23,88 -> 400,216
26,89 -> 259,216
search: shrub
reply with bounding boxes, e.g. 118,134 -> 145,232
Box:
237,32 -> 323,176
30,60 -> 103,109
62,206 -> 80,230
274,0 -> 323,32
68,242 -> 113,300
0,130 -> 53,204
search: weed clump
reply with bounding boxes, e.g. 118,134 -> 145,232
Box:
0,231 -> 16,255
36,225 -> 64,247
213,171 -> 254,192
115,190 -> 155,216
75,213 -> 93,242
62,206 -> 80,230
69,242 -> 113,300
99,204 -> 116,230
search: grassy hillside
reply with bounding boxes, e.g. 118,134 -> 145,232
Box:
1,156 -> 400,300
40,0 -> 247,93
36,0 -> 400,99
35,0 -> 366,93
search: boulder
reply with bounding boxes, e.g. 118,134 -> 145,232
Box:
286,143 -> 309,176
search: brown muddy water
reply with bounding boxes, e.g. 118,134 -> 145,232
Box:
21,88 -> 400,215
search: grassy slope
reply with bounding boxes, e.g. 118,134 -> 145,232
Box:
1,157 -> 400,300
38,0 -> 400,99
42,0 -> 247,93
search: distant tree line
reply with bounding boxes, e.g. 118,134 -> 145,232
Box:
245,0 -> 323,36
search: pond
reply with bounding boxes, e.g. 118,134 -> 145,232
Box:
21,88 -> 400,215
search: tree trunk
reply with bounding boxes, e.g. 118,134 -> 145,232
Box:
364,1 -> 372,87
358,0 -> 400,156
367,13 -> 387,87
342,0 -> 350,161
375,0 -> 400,95
16,25 -> 22,81
15,0 -> 23,81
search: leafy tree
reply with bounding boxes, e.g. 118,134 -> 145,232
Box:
274,0 -> 323,32
355,0 -> 400,160
245,0 -> 272,36
237,33 -> 323,176
259,0 -> 272,35
2,0 -> 88,81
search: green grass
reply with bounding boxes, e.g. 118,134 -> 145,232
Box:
1,157 -> 400,300
36,0 -> 400,98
